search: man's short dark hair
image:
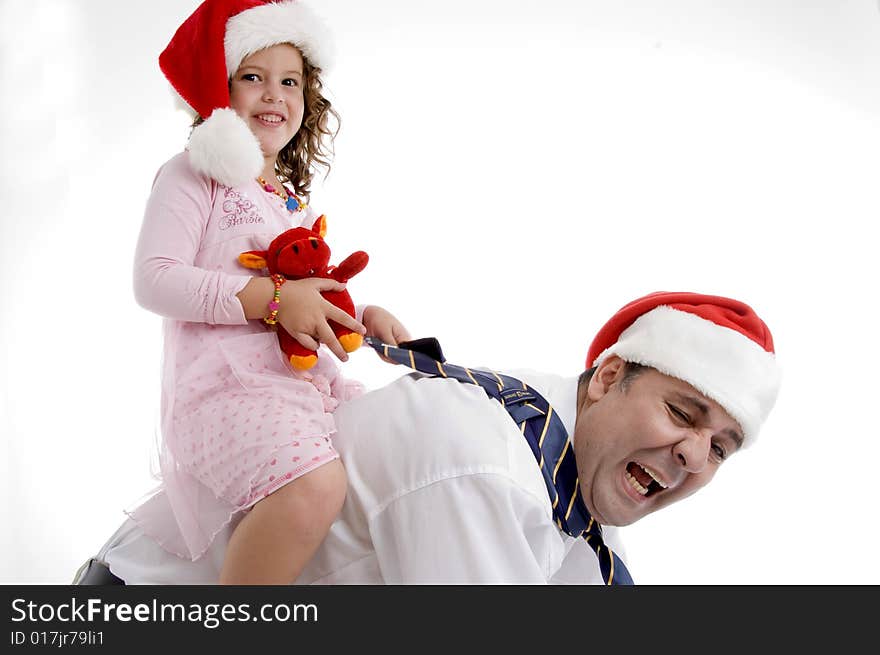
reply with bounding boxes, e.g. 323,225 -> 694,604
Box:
578,361 -> 648,393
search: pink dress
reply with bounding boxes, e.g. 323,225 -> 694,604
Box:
127,152 -> 363,561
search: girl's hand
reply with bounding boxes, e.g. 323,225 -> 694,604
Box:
278,278 -> 366,362
362,305 -> 411,364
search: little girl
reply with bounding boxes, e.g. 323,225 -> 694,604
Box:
128,0 -> 410,584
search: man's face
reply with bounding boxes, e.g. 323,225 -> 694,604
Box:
572,356 -> 744,527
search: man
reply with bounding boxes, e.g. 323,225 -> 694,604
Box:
75,291 -> 780,585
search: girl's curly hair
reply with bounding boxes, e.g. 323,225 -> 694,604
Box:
192,52 -> 340,199
276,56 -> 339,197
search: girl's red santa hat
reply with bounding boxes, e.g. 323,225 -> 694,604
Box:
587,291 -> 781,446
159,0 -> 333,187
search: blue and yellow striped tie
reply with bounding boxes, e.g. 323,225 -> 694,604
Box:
365,337 -> 634,586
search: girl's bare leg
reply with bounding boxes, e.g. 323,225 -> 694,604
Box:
219,459 -> 346,584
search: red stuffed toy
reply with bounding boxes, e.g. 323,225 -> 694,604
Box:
238,215 -> 368,370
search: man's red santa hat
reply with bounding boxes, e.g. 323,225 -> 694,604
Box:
587,291 -> 781,446
159,0 -> 333,187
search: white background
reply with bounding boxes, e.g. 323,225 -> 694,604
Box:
2,0 -> 878,584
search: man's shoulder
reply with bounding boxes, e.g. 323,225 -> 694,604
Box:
333,373 -> 547,504
335,373 -> 517,455
500,368 -> 581,435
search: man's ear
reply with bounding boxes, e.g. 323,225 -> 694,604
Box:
587,355 -> 627,402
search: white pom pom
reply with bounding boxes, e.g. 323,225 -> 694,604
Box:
186,108 -> 264,188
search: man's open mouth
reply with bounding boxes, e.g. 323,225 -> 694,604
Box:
625,461 -> 668,497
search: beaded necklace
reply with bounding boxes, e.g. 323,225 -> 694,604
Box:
257,176 -> 305,213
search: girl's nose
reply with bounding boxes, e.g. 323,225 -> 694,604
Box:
262,84 -> 283,103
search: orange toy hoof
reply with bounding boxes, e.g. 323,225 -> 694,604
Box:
290,354 -> 318,370
338,333 -> 363,353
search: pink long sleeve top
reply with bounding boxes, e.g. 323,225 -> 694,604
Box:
128,152 -> 361,561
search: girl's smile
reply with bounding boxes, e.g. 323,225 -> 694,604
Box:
254,112 -> 287,126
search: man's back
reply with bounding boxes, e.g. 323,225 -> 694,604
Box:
302,371 -> 560,583
93,369 -> 624,584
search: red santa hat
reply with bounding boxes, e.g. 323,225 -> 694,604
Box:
159,0 -> 334,188
586,291 -> 781,446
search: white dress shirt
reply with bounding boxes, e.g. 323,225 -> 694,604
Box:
97,368 -> 627,584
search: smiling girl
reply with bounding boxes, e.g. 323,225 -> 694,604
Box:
128,0 -> 409,584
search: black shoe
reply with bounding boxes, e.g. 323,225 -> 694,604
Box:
73,558 -> 125,585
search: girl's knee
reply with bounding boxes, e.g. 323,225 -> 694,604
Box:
301,459 -> 347,516
264,459 -> 346,526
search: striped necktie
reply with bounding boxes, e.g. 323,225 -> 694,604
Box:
365,337 -> 634,586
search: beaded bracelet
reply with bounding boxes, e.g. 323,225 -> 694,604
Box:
264,274 -> 286,325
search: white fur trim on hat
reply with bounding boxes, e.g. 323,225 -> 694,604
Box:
592,306 -> 781,446
224,1 -> 335,76
186,108 -> 264,188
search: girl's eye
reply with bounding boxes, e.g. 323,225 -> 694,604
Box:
282,78 -> 299,87
240,73 -> 260,82
711,443 -> 727,461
